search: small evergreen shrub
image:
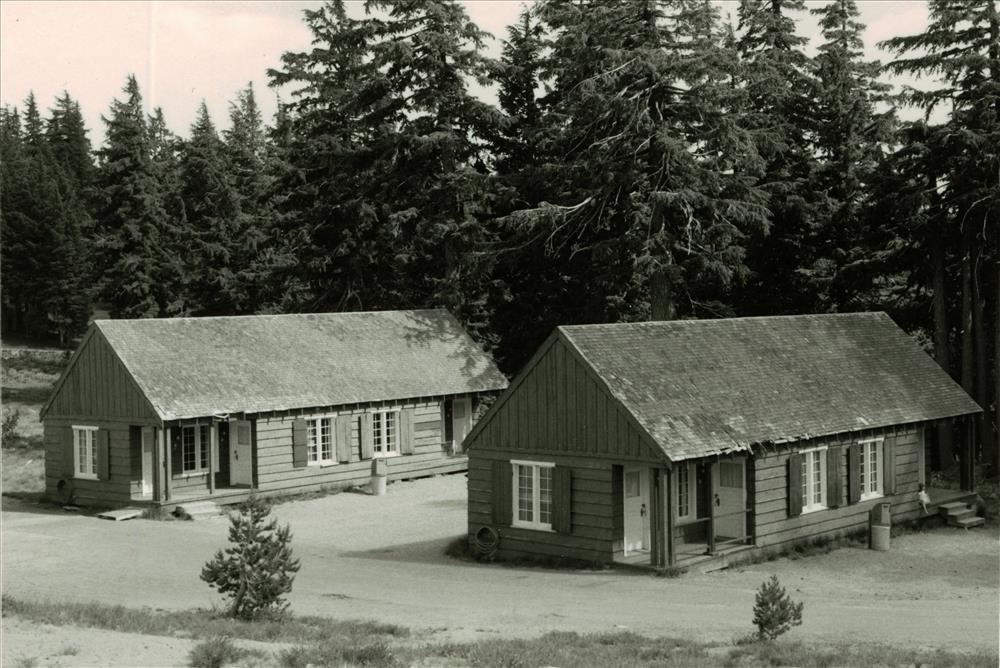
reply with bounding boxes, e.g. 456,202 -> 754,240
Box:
751,575 -> 803,641
2,407 -> 21,445
201,495 -> 301,620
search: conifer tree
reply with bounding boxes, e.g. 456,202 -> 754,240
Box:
93,75 -> 174,318
201,495 -> 300,620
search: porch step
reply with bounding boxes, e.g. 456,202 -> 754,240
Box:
951,516 -> 986,529
938,499 -> 984,529
96,507 -> 144,522
175,500 -> 221,520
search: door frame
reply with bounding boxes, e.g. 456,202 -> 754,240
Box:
229,419 -> 253,486
140,426 -> 154,498
452,397 -> 472,453
623,466 -> 650,556
712,457 -> 747,543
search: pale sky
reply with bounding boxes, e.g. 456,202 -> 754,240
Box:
1,1 -> 932,147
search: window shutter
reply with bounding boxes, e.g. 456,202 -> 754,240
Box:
552,466 -> 572,534
360,413 -> 374,460
786,452 -> 802,518
847,443 -> 862,504
97,430 -> 111,481
883,440 -> 896,495
291,418 -> 307,468
170,428 -> 182,476
129,426 -> 143,481
826,446 -> 841,509
335,416 -> 352,463
492,460 -> 512,525
399,409 -> 414,455
63,428 -> 76,478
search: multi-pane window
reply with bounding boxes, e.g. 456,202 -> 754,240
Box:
372,410 -> 399,455
512,461 -> 554,530
307,417 -> 334,465
801,448 -> 826,512
677,464 -> 690,518
181,425 -> 211,473
859,439 -> 883,499
73,426 -> 98,478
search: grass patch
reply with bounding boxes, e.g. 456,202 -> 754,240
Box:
1,596 -> 408,645
1,444 -> 46,499
188,636 -> 244,668
278,640 -> 397,668
723,639 -> 996,668
726,528 -> 867,569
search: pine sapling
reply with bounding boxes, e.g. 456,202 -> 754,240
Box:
201,494 -> 301,620
752,575 -> 804,641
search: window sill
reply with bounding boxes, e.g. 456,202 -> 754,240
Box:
372,452 -> 401,459
74,473 -> 98,481
308,461 -> 337,468
860,492 -> 884,502
173,471 -> 209,480
511,521 -> 554,532
802,505 -> 827,515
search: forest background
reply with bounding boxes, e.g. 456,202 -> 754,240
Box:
1,0 -> 997,475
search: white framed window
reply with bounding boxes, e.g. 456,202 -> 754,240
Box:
801,447 -> 826,513
181,424 -> 211,474
73,426 -> 98,479
512,460 -> 554,531
859,438 -> 883,500
306,417 -> 334,465
675,462 -> 692,521
372,410 -> 399,456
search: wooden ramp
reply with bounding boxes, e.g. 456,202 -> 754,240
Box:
96,507 -> 144,522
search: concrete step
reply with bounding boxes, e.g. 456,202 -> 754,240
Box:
950,516 -> 985,529
175,500 -> 221,520
946,508 -> 976,522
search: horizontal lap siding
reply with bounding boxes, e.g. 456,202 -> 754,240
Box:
468,450 -> 617,562
43,419 -> 137,507
254,399 -> 461,495
753,426 -> 925,550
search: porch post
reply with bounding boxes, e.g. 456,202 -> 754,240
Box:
666,467 -> 675,566
650,467 -> 666,568
164,426 -> 173,502
960,417 -> 976,492
707,461 -> 715,555
208,422 -> 217,495
154,427 -> 164,503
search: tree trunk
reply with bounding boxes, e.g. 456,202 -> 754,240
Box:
994,258 -> 999,479
959,227 -> 976,481
972,242 -> 996,474
650,269 -> 676,321
931,240 -> 954,468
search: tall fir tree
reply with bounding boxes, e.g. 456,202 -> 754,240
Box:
732,0 -> 820,315
93,75 -> 175,318
882,0 -> 1000,473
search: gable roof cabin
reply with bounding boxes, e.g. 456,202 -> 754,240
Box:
465,312 -> 981,568
42,310 -> 507,508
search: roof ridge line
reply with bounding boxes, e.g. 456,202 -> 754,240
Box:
94,308 -> 450,324
557,311 -> 886,331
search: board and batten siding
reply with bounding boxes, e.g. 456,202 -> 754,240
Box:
468,449 -> 619,562
752,425 -> 925,550
468,334 -> 662,462
43,418 -> 139,507
42,330 -> 159,422
253,398 -> 464,497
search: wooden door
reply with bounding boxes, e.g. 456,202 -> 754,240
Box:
452,397 -> 472,452
229,420 -> 253,486
140,427 -> 154,497
713,458 -> 746,541
623,467 -> 649,554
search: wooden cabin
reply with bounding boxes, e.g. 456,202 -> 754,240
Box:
40,310 -> 507,508
465,313 -> 981,568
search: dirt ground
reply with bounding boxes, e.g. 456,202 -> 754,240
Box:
3,474 -> 998,666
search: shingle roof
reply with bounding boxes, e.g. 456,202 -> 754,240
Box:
94,310 -> 507,421
559,312 -> 980,461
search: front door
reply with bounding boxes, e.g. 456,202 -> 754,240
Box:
452,398 -> 472,452
713,458 -> 746,541
140,427 -> 154,497
229,420 -> 253,486
623,467 -> 650,555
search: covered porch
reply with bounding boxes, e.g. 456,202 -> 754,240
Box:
131,417 -> 256,506
614,454 -> 754,570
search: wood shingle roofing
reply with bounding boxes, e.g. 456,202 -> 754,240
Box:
80,310 -> 507,421
558,312 -> 981,462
